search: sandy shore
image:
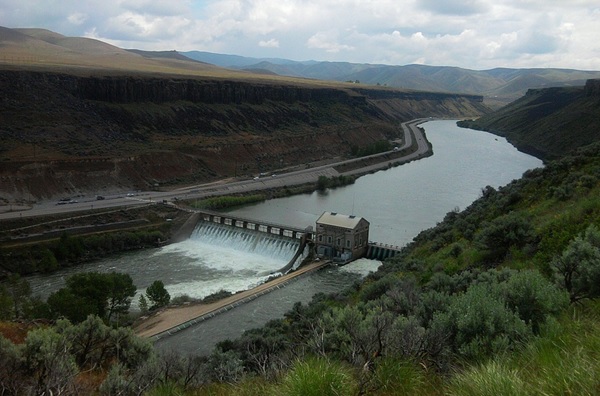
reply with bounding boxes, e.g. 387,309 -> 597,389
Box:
133,260 -> 330,339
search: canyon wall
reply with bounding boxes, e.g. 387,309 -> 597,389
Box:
0,70 -> 489,201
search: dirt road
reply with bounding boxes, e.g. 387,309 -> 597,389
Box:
134,260 -> 331,339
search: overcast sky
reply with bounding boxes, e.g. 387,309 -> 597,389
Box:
1,0 -> 599,70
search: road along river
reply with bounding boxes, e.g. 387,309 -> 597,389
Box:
0,119 -> 430,220
25,120 -> 543,355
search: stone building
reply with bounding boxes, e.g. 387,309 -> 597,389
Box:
315,211 -> 370,262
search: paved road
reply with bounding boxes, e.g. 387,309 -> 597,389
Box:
0,119 -> 432,221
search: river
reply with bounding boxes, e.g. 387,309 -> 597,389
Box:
26,120 -> 543,355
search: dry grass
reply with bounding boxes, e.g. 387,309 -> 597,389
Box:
0,27 -> 408,92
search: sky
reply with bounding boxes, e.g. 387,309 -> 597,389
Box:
1,0 -> 599,70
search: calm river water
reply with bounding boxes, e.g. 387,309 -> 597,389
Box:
26,120 -> 543,356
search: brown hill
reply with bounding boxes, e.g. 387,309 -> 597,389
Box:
0,27 -> 490,203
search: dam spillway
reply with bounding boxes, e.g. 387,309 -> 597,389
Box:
190,222 -> 301,262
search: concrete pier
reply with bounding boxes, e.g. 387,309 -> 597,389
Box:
196,209 -> 312,240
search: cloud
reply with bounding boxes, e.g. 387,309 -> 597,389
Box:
67,12 -> 88,26
0,0 -> 598,69
307,31 -> 355,53
419,0 -> 489,15
259,38 -> 279,48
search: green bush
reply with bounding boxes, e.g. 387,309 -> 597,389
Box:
474,212 -> 536,262
552,225 -> 600,303
278,356 -> 357,396
433,283 -> 531,361
501,270 -> 569,333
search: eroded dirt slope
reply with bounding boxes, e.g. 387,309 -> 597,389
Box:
0,69 -> 489,202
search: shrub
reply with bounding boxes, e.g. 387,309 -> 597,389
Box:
278,356 -> 357,396
433,284 -> 531,361
474,212 -> 536,262
501,270 -> 569,333
552,225 -> 600,303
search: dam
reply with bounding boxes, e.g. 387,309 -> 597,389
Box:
25,119 -> 544,355
183,208 -> 397,265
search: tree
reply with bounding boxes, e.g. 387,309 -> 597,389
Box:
65,272 -> 111,318
316,176 -> 329,191
48,287 -> 94,323
6,274 -> 32,319
553,225 -> 600,303
105,272 -> 136,321
48,272 -> 136,323
146,281 -> 170,310
0,285 -> 12,320
138,295 -> 149,315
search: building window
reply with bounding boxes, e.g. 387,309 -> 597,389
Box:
328,236 -> 332,244
346,239 -> 351,248
318,235 -> 323,242
337,238 -> 341,246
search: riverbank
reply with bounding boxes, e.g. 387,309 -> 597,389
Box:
133,260 -> 331,339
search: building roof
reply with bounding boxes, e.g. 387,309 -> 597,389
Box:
316,211 -> 368,229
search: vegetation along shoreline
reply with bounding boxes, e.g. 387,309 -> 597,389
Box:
0,24 -> 598,394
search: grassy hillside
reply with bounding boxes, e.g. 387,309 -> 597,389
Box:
165,84 -> 599,393
459,80 -> 600,160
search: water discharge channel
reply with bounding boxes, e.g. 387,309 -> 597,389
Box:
26,120 -> 544,356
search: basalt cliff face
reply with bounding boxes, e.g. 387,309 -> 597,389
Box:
0,70 -> 488,201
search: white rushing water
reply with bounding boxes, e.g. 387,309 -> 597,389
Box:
28,223 -> 302,303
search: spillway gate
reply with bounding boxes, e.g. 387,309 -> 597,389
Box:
196,209 -> 313,241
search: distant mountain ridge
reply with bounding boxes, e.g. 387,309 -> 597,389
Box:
2,24 -> 598,108
183,51 -> 600,107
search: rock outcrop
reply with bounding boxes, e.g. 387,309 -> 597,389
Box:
0,70 -> 489,201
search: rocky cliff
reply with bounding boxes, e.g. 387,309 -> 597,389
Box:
0,70 -> 489,202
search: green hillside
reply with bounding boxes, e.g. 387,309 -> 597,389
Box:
2,136 -> 597,395
459,79 -> 600,160
190,141 -> 599,395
